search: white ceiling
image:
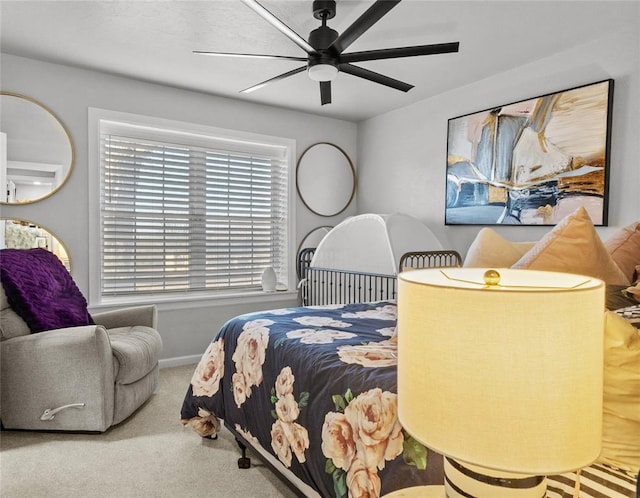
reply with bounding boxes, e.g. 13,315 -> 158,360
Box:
1,1 -> 635,122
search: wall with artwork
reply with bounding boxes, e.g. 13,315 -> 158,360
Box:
356,26 -> 639,256
445,80 -> 613,227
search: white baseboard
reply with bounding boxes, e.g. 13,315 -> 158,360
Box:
159,355 -> 200,369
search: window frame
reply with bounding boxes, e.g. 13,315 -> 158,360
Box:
88,108 -> 296,307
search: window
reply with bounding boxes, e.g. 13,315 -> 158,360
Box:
90,110 -> 294,303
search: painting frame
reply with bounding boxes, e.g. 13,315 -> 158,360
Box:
445,79 -> 614,226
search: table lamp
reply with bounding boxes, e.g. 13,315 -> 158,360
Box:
395,268 -> 605,498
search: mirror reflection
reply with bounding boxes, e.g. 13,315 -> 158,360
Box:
298,226 -> 332,256
0,92 -> 74,204
296,226 -> 332,279
0,219 -> 71,272
296,143 -> 355,217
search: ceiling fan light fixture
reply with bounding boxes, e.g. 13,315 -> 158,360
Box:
308,64 -> 338,82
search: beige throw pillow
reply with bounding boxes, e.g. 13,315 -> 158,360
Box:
463,228 -> 535,268
512,206 -> 630,285
598,311 -> 640,473
605,221 -> 640,283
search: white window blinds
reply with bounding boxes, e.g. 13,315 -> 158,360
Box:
98,121 -> 290,297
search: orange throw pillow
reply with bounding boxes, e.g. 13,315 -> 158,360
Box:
605,221 -> 640,283
512,206 -> 630,285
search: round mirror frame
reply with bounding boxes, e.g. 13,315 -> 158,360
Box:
0,92 -> 75,205
296,142 -> 356,217
0,217 -> 72,272
297,225 -> 333,259
296,225 -> 333,279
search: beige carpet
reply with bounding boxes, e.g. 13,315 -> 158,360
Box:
0,364 -> 298,498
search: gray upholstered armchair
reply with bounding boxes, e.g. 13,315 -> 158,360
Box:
0,249 -> 162,432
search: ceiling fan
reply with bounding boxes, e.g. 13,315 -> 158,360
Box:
194,0 -> 460,105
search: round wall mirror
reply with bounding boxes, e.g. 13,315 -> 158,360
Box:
296,142 -> 355,217
0,218 -> 71,272
297,226 -> 332,255
0,92 -> 74,204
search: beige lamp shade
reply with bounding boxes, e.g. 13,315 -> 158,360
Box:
397,268 -> 604,475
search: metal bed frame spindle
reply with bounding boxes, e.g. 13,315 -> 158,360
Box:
398,250 -> 462,271
298,248 -> 462,306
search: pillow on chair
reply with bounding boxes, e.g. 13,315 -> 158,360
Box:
0,248 -> 93,333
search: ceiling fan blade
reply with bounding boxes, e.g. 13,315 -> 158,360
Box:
340,42 -> 460,63
330,0 -> 401,54
240,66 -> 307,94
339,63 -> 413,92
193,50 -> 307,62
320,81 -> 332,105
241,0 -> 317,55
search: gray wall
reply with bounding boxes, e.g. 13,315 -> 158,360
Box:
0,54 -> 357,364
357,24 -> 640,256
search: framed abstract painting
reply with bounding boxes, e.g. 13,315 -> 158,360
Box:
445,79 -> 614,225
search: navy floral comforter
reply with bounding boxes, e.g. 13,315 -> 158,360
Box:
180,301 -> 443,497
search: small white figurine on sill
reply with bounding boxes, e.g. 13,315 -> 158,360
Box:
261,266 -> 277,292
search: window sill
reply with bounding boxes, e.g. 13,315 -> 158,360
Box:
89,289 -> 300,313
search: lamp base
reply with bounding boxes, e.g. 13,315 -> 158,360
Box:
444,458 -> 547,498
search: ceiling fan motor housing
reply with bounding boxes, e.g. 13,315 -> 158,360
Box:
308,26 -> 339,51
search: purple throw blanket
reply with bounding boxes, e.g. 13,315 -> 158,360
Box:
0,248 -> 93,333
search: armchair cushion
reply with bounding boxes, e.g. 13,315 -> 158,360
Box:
108,325 -> 163,385
0,248 -> 93,333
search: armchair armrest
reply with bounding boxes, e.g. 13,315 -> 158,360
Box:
92,305 -> 157,329
0,325 -> 116,431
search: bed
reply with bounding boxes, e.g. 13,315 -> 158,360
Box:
180,213 -> 640,497
181,299 -> 444,496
